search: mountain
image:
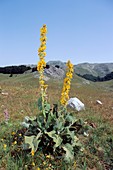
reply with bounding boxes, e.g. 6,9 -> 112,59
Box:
74,63 -> 113,77
45,61 -> 113,81
0,61 -> 113,81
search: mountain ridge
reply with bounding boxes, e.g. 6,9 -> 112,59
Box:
0,61 -> 113,81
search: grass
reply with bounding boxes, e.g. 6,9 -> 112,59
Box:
0,73 -> 113,170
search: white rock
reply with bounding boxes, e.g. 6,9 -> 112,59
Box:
1,92 -> 8,96
67,97 -> 85,111
96,100 -> 102,105
83,80 -> 90,84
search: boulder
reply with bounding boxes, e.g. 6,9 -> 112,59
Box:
67,97 -> 85,111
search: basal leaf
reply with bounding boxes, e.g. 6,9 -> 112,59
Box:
54,135 -> 63,148
33,139 -> 41,152
45,130 -> 63,148
62,143 -> 74,163
24,135 -> 35,150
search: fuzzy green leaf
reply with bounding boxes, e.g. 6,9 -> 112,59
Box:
54,135 -> 63,148
45,130 -> 63,148
25,132 -> 42,152
24,135 -> 35,150
33,132 -> 42,151
66,114 -> 78,125
62,143 -> 74,163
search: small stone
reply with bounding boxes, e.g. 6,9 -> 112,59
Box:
2,92 -> 9,96
96,100 -> 102,105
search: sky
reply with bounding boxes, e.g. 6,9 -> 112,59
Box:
0,0 -> 113,66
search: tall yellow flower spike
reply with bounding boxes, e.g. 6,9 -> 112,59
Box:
37,24 -> 48,112
60,60 -> 74,106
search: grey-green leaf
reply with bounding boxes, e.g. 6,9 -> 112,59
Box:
24,135 -> 35,150
62,143 -> 74,163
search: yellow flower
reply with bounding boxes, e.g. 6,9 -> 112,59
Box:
38,47 -> 43,53
60,60 -> 73,106
40,26 -> 47,34
42,45 -> 46,51
46,154 -> 51,159
43,161 -> 46,165
36,168 -> 41,170
13,141 -> 17,145
12,132 -> 16,135
39,80 -> 45,85
19,133 -> 22,136
66,60 -> 73,68
37,57 -> 46,72
66,72 -> 73,78
43,83 -> 48,87
64,77 -> 70,83
40,36 -> 47,42
31,150 -> 35,156
41,41 -> 46,46
32,162 -> 35,166
3,144 -> 7,150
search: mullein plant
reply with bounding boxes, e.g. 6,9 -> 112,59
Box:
37,24 -> 48,120
60,60 -> 74,107
22,24 -> 85,167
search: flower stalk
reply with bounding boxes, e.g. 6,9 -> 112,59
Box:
60,60 -> 74,107
37,25 -> 48,115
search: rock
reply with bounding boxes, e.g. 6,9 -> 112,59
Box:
67,97 -> 85,111
44,65 -> 65,79
1,92 -> 9,96
96,100 -> 102,105
46,60 -> 66,70
82,79 -> 90,84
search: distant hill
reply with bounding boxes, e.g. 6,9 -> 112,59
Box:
0,61 -> 113,81
74,63 -> 113,77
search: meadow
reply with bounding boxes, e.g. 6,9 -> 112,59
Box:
0,72 -> 113,170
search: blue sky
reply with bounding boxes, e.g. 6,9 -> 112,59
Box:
0,0 -> 113,66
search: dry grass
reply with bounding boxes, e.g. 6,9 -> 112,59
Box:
0,73 -> 113,125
